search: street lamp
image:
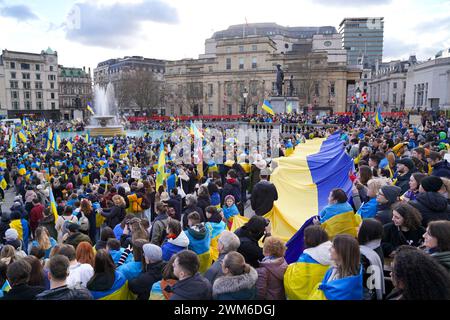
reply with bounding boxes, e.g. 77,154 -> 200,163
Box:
354,87 -> 361,119
242,88 -> 248,115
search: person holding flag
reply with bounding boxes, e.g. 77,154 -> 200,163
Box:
87,102 -> 95,116
155,141 -> 166,190
262,100 -> 275,116
375,104 -> 383,127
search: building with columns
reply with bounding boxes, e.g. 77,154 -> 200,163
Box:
58,66 -> 93,121
0,48 -> 60,120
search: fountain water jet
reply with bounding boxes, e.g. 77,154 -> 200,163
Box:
85,83 -> 125,136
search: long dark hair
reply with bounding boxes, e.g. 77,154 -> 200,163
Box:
393,246 -> 450,300
333,235 -> 360,278
23,255 -> 44,287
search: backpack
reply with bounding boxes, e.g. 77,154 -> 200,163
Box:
61,215 -> 76,236
78,212 -> 90,232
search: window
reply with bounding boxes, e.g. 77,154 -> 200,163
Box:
226,58 -> 231,70
208,84 -> 213,97
252,45 -> 257,51
35,82 -> 43,89
239,46 -> 244,52
25,101 -> 31,110
10,62 -> 16,69
393,93 -> 397,104
23,81 -> 31,89
21,63 -> 30,70
393,82 -> 397,89
36,92 -> 43,99
208,104 -> 213,114
11,91 -> 18,99
37,101 -> 43,110
239,58 -> 244,70
10,81 -> 18,89
35,64 -> 40,71
227,104 -> 232,115
36,74 -> 41,80
10,72 -> 16,79
22,73 -> 30,80
250,81 -> 258,95
48,75 -> 56,81
51,93 -> 55,99
330,82 -> 335,95
226,47 -> 231,53
226,82 -> 233,96
403,81 -> 406,89
12,101 -> 19,109
50,66 -> 54,72
51,102 -> 56,110
364,74 -> 368,79
252,57 -> 257,69
364,82 -> 367,87
208,66 -> 213,72
50,82 -> 54,89
314,81 -> 320,96
24,91 -> 31,99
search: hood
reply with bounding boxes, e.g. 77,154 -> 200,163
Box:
417,192 -> 448,212
169,231 -> 190,247
213,267 -> 258,297
303,241 -> 333,265
187,223 -> 207,240
259,257 -> 288,281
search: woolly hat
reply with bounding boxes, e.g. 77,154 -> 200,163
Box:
224,195 -> 235,203
421,176 -> 443,193
4,228 -> 18,241
396,158 -> 415,171
143,243 -> 162,262
380,185 -> 402,204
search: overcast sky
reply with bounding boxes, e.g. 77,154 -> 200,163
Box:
1,0 -> 449,71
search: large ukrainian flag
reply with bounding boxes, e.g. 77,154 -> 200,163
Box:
231,132 -> 353,243
89,271 -> 130,300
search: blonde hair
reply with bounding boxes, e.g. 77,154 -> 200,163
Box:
112,195 -> 126,207
36,226 -> 51,250
367,177 -> 390,196
262,236 -> 286,258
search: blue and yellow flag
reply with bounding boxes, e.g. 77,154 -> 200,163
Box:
155,141 -> 166,190
286,102 -> 293,114
46,128 -> 53,151
0,159 -> 6,169
309,267 -> 363,300
67,140 -> 73,153
52,132 -> 61,151
262,100 -> 275,116
8,130 -> 17,152
85,132 -> 91,145
107,144 -> 114,157
18,164 -> 26,176
375,105 -> 383,127
18,129 -> 27,143
49,187 -> 59,221
89,271 -> 129,300
0,175 -> 7,190
87,102 -> 95,116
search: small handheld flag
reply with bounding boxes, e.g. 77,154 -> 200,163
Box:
87,103 -> 95,116
375,105 -> 383,127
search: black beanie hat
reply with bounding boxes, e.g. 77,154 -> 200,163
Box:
421,176 -> 443,192
381,185 -> 402,204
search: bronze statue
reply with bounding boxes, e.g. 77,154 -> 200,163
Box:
276,64 -> 284,96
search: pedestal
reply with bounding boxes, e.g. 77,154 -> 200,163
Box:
269,96 -> 300,113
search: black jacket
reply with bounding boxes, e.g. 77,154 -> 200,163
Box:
375,204 -> 393,225
234,226 -> 264,268
197,195 -> 211,215
35,285 -> 93,300
63,232 -> 92,249
181,206 -> 205,230
251,180 -> 278,216
395,172 -> 412,194
101,205 -> 126,229
129,261 -> 165,300
221,180 -> 242,205
169,273 -> 212,300
167,195 -> 182,221
432,160 -> 450,178
1,284 -> 45,300
381,222 -> 425,257
410,192 -> 450,227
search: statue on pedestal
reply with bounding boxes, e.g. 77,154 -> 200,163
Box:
276,64 -> 284,96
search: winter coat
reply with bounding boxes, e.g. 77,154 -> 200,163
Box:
395,172 -> 412,194
213,267 -> 258,300
431,160 -> 450,178
197,195 -> 211,214
129,261 -> 165,300
161,232 -> 189,261
235,226 -> 264,268
251,180 -> 278,216
101,205 -> 126,229
381,222 -> 425,257
167,195 -> 182,221
410,192 -> 450,227
431,251 -> 450,273
204,253 -> 226,285
149,213 -> 169,246
256,257 -> 288,300
169,273 -> 212,300
29,203 -> 45,234
1,284 -> 45,300
63,232 -> 92,249
36,285 -> 93,300
38,214 -> 58,240
181,206 -> 205,229
375,203 -> 394,225
117,261 -> 143,282
109,248 -> 134,266
221,179 -> 241,205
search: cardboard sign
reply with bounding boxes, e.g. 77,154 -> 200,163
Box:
131,167 -> 141,179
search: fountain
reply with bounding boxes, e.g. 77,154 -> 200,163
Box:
85,83 -> 125,137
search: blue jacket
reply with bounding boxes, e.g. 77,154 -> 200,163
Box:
31,237 -> 57,259
432,160 -> 450,179
109,248 -> 134,266
356,198 -> 378,219
117,261 -> 142,281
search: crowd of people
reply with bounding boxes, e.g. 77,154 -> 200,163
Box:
0,111 -> 450,300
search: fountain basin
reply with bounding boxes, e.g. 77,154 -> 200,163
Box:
87,115 -> 125,137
